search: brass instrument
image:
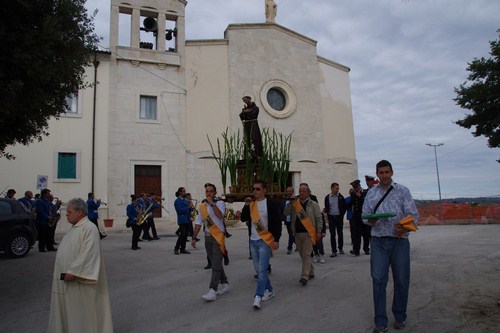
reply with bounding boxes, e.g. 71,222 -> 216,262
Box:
53,197 -> 64,207
190,199 -> 198,222
148,195 -> 169,214
97,199 -> 107,206
137,203 -> 154,225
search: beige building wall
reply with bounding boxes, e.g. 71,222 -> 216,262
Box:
0,55 -> 111,232
0,55 -> 110,203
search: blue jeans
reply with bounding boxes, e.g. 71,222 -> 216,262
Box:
249,239 -> 272,297
370,236 -> 410,327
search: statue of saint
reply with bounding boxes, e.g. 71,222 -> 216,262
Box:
265,0 -> 277,23
240,96 -> 263,159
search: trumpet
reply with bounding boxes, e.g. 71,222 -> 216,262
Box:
53,197 -> 64,207
97,200 -> 107,206
152,195 -> 165,201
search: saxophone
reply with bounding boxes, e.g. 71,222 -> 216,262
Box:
137,203 -> 153,225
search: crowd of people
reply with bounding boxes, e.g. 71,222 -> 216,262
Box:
5,188 -> 109,253
166,159 -> 419,333
5,159 -> 418,333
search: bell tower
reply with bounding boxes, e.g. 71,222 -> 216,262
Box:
106,0 -> 189,219
109,0 -> 186,65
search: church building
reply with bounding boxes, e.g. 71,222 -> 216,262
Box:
0,0 -> 357,226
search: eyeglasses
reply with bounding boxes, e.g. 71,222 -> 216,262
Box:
253,187 -> 262,191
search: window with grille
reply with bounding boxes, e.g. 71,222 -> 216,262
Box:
139,95 -> 157,120
57,152 -> 77,179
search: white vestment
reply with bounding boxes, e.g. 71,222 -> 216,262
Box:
48,217 -> 113,333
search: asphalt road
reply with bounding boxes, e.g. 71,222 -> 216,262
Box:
1,223 -> 499,333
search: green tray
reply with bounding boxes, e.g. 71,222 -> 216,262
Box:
362,213 -> 397,220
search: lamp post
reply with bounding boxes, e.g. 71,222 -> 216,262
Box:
426,143 -> 444,221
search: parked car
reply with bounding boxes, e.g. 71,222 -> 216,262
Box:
0,198 -> 37,258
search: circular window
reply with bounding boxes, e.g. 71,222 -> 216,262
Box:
260,80 -> 297,119
267,88 -> 286,111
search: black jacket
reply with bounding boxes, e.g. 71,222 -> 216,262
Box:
324,193 -> 347,218
241,198 -> 282,241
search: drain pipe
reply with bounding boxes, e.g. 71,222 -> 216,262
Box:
91,54 -> 100,193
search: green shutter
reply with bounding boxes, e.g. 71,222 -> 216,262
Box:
58,153 -> 76,179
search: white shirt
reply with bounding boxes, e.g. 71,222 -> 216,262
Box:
250,199 -> 268,241
194,200 -> 226,233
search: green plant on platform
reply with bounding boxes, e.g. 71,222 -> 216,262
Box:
258,128 -> 292,192
275,131 -> 292,192
209,127 -> 291,195
259,128 -> 274,189
222,128 -> 242,191
207,134 -> 228,195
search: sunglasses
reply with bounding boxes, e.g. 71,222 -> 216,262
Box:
252,187 -> 262,191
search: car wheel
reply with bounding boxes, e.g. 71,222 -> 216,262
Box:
6,233 -> 31,258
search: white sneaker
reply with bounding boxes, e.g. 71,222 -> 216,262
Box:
253,295 -> 262,309
262,289 -> 275,301
319,255 -> 325,263
201,288 -> 217,301
313,255 -> 319,263
217,283 -> 231,295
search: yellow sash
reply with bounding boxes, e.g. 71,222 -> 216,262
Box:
293,199 -> 317,245
200,203 -> 226,254
250,201 -> 275,249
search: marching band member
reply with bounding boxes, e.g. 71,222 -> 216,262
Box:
126,195 -> 141,250
87,192 -> 107,239
174,187 -> 192,255
144,193 -> 160,240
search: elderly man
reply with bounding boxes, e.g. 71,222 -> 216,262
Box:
48,198 -> 113,333
18,190 -> 35,213
284,183 -> 322,286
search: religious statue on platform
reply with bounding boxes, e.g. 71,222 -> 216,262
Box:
265,0 -> 277,23
240,96 -> 263,159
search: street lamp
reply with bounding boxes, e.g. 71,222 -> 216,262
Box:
426,143 -> 444,201
426,143 -> 444,222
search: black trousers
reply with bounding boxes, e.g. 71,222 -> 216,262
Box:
285,222 -> 295,250
362,224 -> 371,253
328,214 -> 344,253
89,217 -> 102,235
351,218 -> 363,254
175,224 -> 189,251
131,224 -> 142,248
37,224 -> 55,251
312,238 -> 325,256
141,220 -> 152,239
148,218 -> 158,238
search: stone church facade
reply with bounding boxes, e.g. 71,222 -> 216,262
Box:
0,0 -> 357,225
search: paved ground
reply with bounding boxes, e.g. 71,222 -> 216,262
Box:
1,223 -> 499,333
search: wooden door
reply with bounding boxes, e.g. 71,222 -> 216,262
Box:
134,165 -> 162,217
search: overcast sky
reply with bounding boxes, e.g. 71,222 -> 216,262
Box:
86,0 -> 499,200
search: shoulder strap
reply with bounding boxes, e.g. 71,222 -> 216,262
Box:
373,185 -> 394,214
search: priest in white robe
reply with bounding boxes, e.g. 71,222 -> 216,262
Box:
48,198 -> 113,333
